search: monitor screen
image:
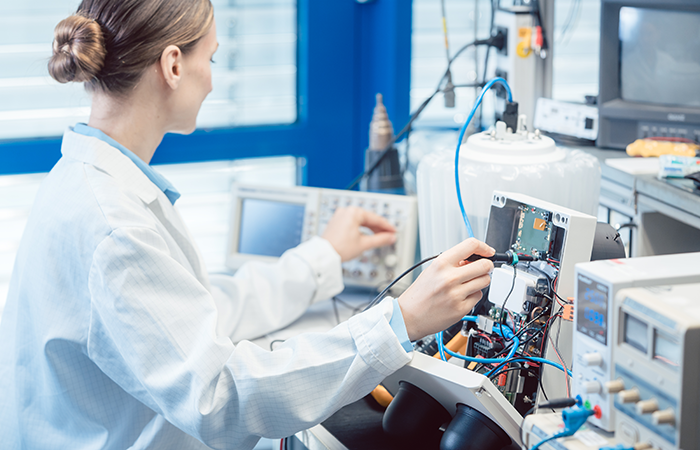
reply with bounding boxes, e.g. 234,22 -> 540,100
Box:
576,275 -> 608,345
624,312 -> 648,353
619,6 -> 700,108
237,198 -> 306,257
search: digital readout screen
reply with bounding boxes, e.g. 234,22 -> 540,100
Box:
238,198 -> 306,257
576,275 -> 608,345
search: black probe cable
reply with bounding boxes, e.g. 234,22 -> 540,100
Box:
363,254 -> 439,311
345,34 -> 504,191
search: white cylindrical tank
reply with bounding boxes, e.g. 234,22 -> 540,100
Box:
416,129 -> 600,259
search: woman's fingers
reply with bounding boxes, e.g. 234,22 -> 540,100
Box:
441,237 -> 495,266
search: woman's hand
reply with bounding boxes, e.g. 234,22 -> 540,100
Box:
321,207 -> 396,262
397,238 -> 495,341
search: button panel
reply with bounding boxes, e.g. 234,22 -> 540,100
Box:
613,365 -> 678,445
317,191 -> 417,292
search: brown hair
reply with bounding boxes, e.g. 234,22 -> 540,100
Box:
48,0 -> 214,95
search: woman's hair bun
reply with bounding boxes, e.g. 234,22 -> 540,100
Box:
48,14 -> 106,84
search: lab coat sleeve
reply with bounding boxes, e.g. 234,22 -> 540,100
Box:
208,236 -> 344,343
87,226 -> 411,450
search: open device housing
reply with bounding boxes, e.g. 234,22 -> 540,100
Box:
383,191 -> 596,445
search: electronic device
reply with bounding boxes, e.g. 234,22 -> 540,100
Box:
534,98 -> 599,141
611,283 -> 700,450
482,192 -> 597,405
572,253 -> 700,432
382,352 -> 524,447
382,192 -> 597,448
522,412 -> 616,449
493,1 -> 553,131
598,0 -> 700,149
226,184 -> 418,291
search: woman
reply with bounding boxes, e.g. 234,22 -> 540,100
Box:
0,1 -> 494,449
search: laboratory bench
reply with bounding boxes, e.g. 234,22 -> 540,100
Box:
581,146 -> 700,257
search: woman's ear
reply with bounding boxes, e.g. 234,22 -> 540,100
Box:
159,45 -> 182,90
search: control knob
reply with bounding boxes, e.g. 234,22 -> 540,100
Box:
604,379 -> 625,394
583,381 -> 602,394
652,409 -> 676,426
384,254 -> 398,268
618,388 -> 641,404
581,352 -> 603,367
636,399 -> 659,415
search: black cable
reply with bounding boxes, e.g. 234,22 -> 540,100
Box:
515,306 -> 550,339
490,322 -> 544,360
439,0 -> 451,62
488,365 -> 547,401
533,0 -> 549,53
524,262 -> 567,310
345,36 -> 497,191
477,0 -> 498,128
519,397 -> 577,444
331,296 -> 341,325
332,296 -> 363,314
498,264 -> 517,340
363,254 -> 439,311
557,0 -> 582,45
269,339 -> 286,351
489,362 -> 550,407
487,355 -> 545,380
452,82 -> 486,89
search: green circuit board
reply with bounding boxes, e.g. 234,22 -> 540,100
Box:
512,205 -> 553,258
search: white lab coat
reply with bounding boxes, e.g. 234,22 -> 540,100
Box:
0,130 -> 412,450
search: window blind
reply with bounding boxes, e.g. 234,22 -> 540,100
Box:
410,0 -> 601,127
0,0 -> 297,141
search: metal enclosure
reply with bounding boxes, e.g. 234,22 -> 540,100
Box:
486,191 -> 597,404
572,253 -> 700,432
612,283 -> 700,449
597,0 -> 700,149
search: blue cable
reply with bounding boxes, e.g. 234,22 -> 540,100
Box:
440,337 -> 521,365
529,432 -> 566,450
436,331 -> 448,361
487,357 -> 573,378
435,313 -> 572,378
454,77 -> 513,238
436,318 -> 519,364
529,406 -> 594,450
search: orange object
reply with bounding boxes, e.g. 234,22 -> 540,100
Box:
626,138 -> 698,158
370,384 -> 394,408
433,333 -> 469,360
516,27 -> 533,58
498,373 -> 507,386
562,304 -> 574,322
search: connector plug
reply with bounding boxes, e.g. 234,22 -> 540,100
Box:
444,71 -> 455,108
561,405 -> 594,436
502,101 -> 519,132
490,29 -> 507,53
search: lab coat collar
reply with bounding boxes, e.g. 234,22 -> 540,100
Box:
61,129 -> 161,205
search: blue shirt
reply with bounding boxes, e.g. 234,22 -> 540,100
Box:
390,297 -> 413,352
72,123 -> 181,204
72,123 -> 412,352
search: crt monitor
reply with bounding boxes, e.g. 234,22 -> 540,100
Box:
597,0 -> 700,149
